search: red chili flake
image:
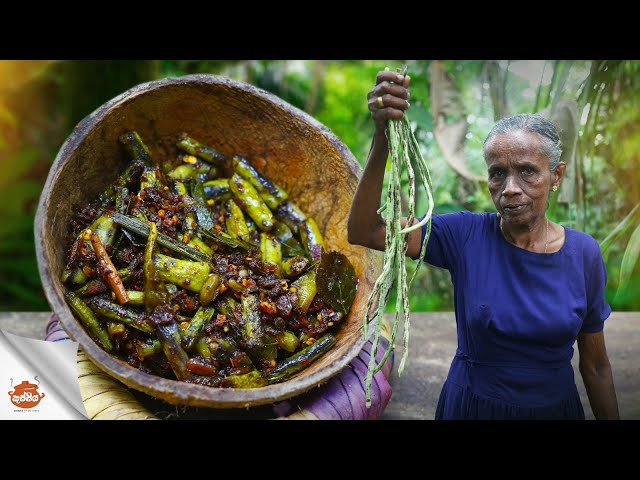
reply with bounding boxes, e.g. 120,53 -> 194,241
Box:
259,301 -> 276,315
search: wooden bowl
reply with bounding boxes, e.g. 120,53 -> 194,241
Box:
35,74 -> 382,408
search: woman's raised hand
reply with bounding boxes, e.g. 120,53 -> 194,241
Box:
367,69 -> 411,129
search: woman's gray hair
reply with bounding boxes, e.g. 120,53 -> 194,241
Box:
483,113 -> 563,171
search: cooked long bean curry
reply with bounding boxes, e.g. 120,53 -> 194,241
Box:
62,132 -> 357,388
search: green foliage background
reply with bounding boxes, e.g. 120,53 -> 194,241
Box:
1,60 -> 639,312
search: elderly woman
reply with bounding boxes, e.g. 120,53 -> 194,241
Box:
347,69 -> 620,420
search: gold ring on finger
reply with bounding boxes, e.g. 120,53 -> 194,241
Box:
377,96 -> 384,108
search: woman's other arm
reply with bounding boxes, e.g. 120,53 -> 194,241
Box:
577,331 -> 620,419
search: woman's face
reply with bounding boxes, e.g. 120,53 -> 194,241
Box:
484,130 -> 564,227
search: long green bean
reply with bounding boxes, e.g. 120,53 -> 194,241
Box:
363,66 -> 434,407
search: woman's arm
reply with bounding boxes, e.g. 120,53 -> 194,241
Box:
577,331 -> 620,419
347,70 -> 424,259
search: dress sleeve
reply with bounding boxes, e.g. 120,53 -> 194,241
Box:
410,211 -> 474,271
581,240 -> 612,333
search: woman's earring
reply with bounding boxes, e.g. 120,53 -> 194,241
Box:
552,185 -> 558,192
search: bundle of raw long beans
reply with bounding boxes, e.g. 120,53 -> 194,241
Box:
363,66 -> 434,407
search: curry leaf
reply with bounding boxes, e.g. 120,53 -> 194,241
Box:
281,238 -> 306,257
198,228 -> 254,251
316,251 -> 357,315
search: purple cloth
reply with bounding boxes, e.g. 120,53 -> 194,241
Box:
45,314 -> 70,342
414,211 -> 609,419
272,336 -> 393,420
45,314 -> 393,420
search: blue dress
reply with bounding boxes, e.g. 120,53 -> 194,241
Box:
415,211 -> 611,420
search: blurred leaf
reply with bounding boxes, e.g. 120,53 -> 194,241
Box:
615,222 -> 640,302
0,60 -> 55,93
600,203 -> 640,253
0,283 -> 48,311
0,148 -> 39,189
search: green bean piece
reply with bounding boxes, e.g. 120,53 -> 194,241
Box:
65,292 -> 113,352
199,273 -> 222,306
123,290 -> 144,305
173,180 -> 188,196
182,306 -> 216,350
215,296 -> 238,317
203,179 -> 231,200
176,133 -> 226,165
241,294 -> 264,350
229,173 -> 275,231
113,213 -> 211,263
156,321 -> 192,381
172,182 -> 199,238
281,255 -> 309,278
144,222 -> 170,314
227,278 -> 246,293
225,199 -> 251,243
276,330 -> 300,353
260,233 -> 282,265
86,297 -> 154,334
232,155 -> 289,209
291,269 -> 317,313
136,339 -> 162,358
63,214 -> 118,285
152,253 -> 211,293
119,131 -> 151,163
107,321 -> 125,337
188,235 -> 213,256
266,333 -> 336,383
195,161 -> 217,180
140,166 -> 160,190
170,184 -> 199,236
274,200 -> 307,234
195,337 -> 212,358
167,164 -> 197,181
272,222 -> 293,243
115,186 -> 129,214
189,181 -> 214,231
299,218 -> 325,261
225,370 -> 268,388
185,215 -> 199,236
245,216 -> 258,233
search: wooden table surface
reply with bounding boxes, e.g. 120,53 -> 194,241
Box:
1,311 -> 638,420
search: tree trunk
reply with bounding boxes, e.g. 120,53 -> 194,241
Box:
537,99 -> 579,206
486,60 -> 509,121
305,60 -> 326,115
429,61 -> 484,183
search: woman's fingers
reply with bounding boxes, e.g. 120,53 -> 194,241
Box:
370,106 -> 406,125
370,93 -> 410,111
376,70 -> 411,88
369,70 -> 412,126
376,80 -> 410,99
